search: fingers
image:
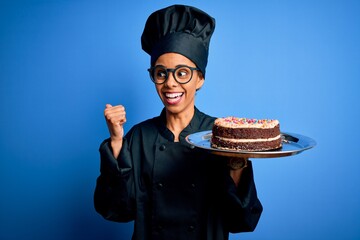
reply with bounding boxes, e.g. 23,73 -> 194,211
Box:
104,104 -> 127,125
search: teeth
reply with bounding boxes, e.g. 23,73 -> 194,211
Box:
165,93 -> 183,98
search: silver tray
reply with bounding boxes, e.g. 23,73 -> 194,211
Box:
185,131 -> 316,158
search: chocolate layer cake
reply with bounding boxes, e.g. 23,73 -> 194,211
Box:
211,117 -> 282,151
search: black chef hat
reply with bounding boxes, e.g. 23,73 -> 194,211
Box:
141,5 -> 215,77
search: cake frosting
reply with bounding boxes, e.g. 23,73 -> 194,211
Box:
211,117 -> 282,151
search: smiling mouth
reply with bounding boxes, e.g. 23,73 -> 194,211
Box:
165,92 -> 183,98
164,92 -> 184,104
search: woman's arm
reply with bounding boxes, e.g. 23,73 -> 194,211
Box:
225,160 -> 263,233
94,104 -> 135,222
94,139 -> 135,222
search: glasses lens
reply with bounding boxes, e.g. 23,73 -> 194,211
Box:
152,66 -> 167,84
174,66 -> 192,83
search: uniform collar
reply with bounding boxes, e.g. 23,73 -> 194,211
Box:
158,107 -> 203,142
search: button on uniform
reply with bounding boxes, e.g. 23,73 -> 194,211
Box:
188,225 -> 195,232
157,182 -> 163,189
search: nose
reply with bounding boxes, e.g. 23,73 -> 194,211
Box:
164,71 -> 178,86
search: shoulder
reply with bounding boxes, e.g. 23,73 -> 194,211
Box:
194,107 -> 217,130
125,115 -> 161,139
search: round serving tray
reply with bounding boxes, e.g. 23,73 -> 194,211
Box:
185,130 -> 316,158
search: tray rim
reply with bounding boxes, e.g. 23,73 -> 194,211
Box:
185,130 -> 316,158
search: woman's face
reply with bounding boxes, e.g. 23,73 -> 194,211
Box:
153,53 -> 204,115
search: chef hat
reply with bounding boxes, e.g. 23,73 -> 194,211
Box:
141,4 -> 215,77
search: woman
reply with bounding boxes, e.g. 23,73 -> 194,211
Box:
94,5 -> 262,240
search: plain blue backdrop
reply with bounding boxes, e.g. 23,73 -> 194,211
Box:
1,0 -> 359,239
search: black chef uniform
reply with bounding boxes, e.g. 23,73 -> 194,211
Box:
94,107 -> 263,240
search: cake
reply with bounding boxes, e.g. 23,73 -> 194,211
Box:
211,117 -> 282,151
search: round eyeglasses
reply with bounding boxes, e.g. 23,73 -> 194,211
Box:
148,65 -> 200,84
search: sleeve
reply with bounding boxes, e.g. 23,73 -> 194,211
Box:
223,161 -> 263,233
93,137 -> 136,222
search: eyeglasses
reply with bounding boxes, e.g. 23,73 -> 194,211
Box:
148,65 -> 200,84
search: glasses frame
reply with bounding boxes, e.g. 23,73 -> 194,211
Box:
147,65 -> 200,85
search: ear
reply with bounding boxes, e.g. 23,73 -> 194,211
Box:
195,73 -> 205,91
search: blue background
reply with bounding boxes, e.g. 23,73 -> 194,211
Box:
1,0 -> 359,239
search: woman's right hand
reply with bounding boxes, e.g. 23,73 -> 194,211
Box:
104,104 -> 126,158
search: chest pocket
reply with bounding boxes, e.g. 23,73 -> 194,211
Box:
151,142 -> 209,238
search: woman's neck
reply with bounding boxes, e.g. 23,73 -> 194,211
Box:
166,107 -> 195,142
